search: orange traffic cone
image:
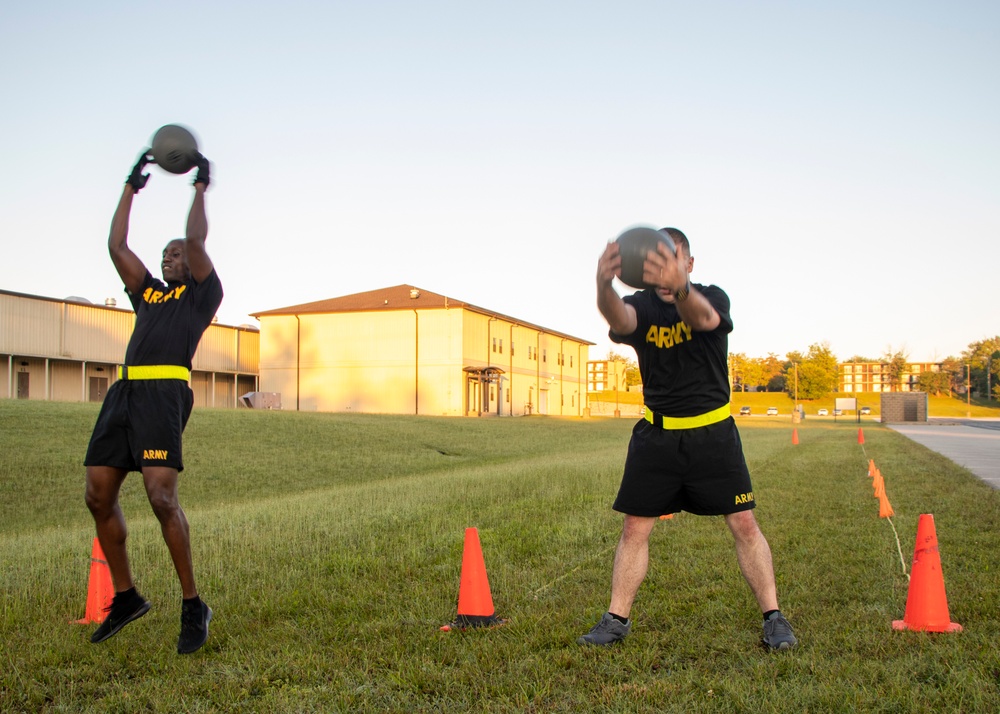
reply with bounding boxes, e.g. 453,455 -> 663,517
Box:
858,428 -> 865,444
74,537 -> 113,624
873,469 -> 885,498
878,493 -> 895,519
441,527 -> 505,631
892,514 -> 962,632
868,459 -> 876,478
792,428 -> 799,445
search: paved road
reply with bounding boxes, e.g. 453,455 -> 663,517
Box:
887,418 -> 1000,490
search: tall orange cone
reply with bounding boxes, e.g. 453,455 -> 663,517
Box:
858,428 -> 865,444
892,514 -> 962,632
441,527 -> 505,630
791,428 -> 799,445
868,459 -> 876,478
74,537 -> 114,624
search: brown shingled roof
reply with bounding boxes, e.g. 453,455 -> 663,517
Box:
251,284 -> 594,345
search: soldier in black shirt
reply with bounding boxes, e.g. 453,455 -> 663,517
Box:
578,227 -> 797,651
84,149 -> 222,654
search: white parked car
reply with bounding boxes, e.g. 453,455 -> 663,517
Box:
766,407 -> 778,416
818,408 -> 829,416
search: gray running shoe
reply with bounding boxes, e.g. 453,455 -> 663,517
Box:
762,612 -> 797,651
577,612 -> 631,646
90,591 -> 151,644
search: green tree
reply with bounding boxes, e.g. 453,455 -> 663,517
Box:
729,352 -> 749,392
961,337 -> 1000,399
784,344 -> 838,400
742,357 -> 767,392
881,347 -> 910,392
941,356 -> 966,396
762,353 -> 784,392
917,369 -> 952,396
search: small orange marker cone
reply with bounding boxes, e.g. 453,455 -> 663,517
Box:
74,537 -> 113,624
858,428 -> 865,444
873,470 -> 885,498
892,514 -> 962,632
441,527 -> 505,631
878,493 -> 895,519
792,428 -> 799,445
868,459 -> 876,478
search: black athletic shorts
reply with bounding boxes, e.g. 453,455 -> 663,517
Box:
613,416 -> 755,517
84,379 -> 194,472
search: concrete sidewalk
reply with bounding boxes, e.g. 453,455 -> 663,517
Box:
887,418 -> 1000,490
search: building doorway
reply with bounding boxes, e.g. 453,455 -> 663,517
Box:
463,366 -> 505,416
89,376 -> 108,402
16,372 -> 29,399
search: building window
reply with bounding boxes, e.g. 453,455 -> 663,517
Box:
499,339 -> 503,355
492,338 -> 497,353
543,349 -> 547,363
511,343 -> 515,357
569,356 -> 573,368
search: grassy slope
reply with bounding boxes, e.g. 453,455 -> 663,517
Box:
1,400 -> 998,712
590,389 -> 1000,418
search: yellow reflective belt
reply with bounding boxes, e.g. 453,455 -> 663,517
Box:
117,365 -> 190,381
644,403 -> 731,430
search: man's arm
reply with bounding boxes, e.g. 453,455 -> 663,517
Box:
185,154 -> 214,284
109,151 -> 156,295
109,186 -> 147,295
597,241 -> 638,336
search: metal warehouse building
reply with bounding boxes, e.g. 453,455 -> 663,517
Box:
1,289 -> 259,408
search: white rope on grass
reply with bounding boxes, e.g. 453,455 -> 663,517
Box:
886,515 -> 910,582
529,542 -> 619,600
860,440 -> 909,581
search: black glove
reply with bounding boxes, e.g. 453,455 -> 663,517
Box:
193,152 -> 211,188
126,150 -> 153,192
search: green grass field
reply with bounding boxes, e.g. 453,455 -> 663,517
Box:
1,400 -> 999,712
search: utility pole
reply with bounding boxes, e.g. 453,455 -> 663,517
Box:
967,363 -> 971,417
613,359 -> 620,418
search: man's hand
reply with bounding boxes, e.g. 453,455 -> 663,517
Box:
126,150 -> 153,193
193,152 -> 211,187
597,241 -> 622,287
642,241 -> 689,294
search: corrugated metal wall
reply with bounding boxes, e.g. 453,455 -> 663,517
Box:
1,291 -> 258,407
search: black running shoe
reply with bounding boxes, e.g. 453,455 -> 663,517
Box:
762,612 -> 797,651
177,599 -> 212,654
90,590 -> 151,644
577,612 -> 631,646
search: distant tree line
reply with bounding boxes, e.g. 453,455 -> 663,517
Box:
606,336 -> 1000,401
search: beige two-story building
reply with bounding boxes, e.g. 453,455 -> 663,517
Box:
251,285 -> 592,416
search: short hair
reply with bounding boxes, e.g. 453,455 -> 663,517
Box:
659,227 -> 689,254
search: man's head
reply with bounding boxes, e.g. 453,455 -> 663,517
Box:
660,227 -> 690,257
654,227 -> 694,303
161,239 -> 190,283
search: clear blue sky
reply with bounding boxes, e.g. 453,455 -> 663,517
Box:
2,1 -> 997,363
